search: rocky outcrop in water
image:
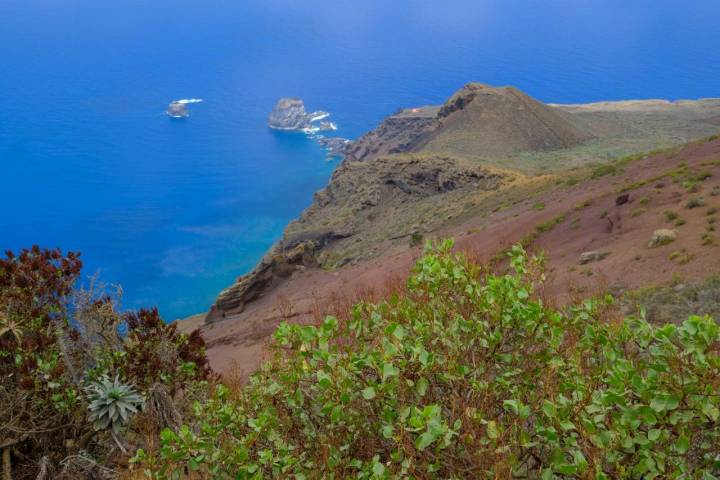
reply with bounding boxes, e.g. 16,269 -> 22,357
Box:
166,101 -> 189,118
317,137 -> 351,158
268,98 -> 329,131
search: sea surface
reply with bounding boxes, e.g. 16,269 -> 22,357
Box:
2,0 -> 719,320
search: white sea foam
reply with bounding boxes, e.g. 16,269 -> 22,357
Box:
175,98 -> 204,104
308,112 -> 330,122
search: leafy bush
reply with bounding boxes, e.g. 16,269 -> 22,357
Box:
0,246 -> 211,478
591,163 -> 621,179
409,232 -> 424,248
686,197 -> 706,209
142,242 -> 720,479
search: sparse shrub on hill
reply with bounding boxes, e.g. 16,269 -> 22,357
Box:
591,163 -> 621,179
140,241 -> 720,479
0,246 -> 211,479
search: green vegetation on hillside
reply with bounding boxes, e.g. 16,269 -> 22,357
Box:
139,242 -> 720,479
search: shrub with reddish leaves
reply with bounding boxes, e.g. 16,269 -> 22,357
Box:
122,308 -> 211,392
0,246 -> 211,479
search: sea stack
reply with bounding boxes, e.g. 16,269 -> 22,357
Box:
268,97 -> 328,130
166,101 -> 189,118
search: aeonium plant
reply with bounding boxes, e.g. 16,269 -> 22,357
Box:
86,375 -> 144,452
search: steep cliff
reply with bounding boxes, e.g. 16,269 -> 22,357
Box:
204,84 -> 720,324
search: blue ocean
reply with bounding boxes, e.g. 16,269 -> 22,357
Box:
2,0 -> 719,320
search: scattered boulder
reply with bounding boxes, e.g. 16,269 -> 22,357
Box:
579,251 -> 609,264
648,229 -> 677,248
615,194 -> 630,206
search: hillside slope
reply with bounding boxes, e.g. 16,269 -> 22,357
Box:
188,135 -> 720,375
414,83 -> 593,156
204,84 -> 719,325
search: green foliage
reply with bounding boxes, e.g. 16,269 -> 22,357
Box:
573,199 -> 592,211
591,163 -> 621,179
668,249 -> 693,265
143,242 -> 720,479
664,210 -> 679,221
0,246 -> 211,477
86,375 -> 144,433
409,232 -> 424,248
686,197 -> 706,209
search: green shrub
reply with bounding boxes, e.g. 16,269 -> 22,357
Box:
409,232 -> 424,247
702,233 -> 717,246
686,197 -> 706,209
573,199 -> 592,210
591,163 -> 621,179
141,242 -> 720,479
664,210 -> 678,222
0,247 -> 211,477
668,249 -> 693,265
683,180 -> 700,193
692,170 -> 713,182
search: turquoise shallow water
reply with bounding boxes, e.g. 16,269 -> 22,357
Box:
1,0 -> 719,320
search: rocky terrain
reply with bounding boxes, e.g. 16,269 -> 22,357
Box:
268,97 -> 352,158
344,106 -> 439,161
317,136 -> 351,158
185,83 -> 720,376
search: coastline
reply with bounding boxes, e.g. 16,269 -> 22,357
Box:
181,87 -> 720,339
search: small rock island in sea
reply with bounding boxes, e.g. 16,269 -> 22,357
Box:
166,101 -> 189,118
269,97 -> 351,158
268,97 -> 333,131
166,99 -> 203,118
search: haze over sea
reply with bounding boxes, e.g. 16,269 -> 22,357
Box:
2,0 -> 719,320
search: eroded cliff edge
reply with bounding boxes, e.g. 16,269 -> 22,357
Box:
205,83 -> 720,323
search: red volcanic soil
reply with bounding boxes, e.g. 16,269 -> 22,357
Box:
185,137 -> 720,377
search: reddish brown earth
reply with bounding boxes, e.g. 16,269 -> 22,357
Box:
182,137 -> 720,377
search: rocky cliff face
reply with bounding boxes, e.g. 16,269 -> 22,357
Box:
206,231 -> 349,322
317,137 -> 351,158
344,107 -> 439,162
206,152 -> 508,321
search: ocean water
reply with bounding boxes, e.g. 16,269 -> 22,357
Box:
1,0 -> 719,320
